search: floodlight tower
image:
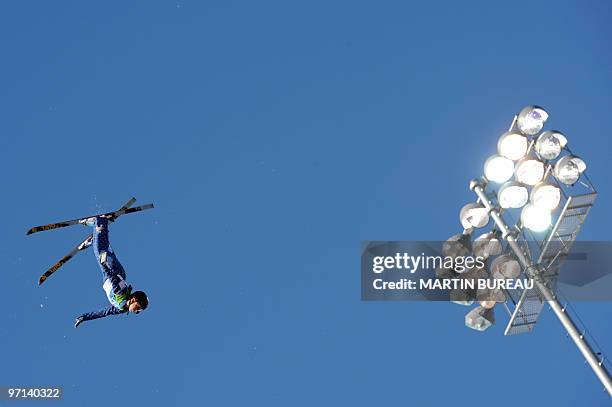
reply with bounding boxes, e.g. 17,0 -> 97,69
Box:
452,106 -> 612,395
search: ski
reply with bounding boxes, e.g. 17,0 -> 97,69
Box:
37,197 -> 138,285
27,202 -> 153,235
38,237 -> 92,285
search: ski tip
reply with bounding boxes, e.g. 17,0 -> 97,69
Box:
38,277 -> 45,285
26,229 -> 34,236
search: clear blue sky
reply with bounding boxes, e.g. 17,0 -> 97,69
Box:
1,1 -> 611,405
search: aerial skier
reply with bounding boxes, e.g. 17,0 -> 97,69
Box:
73,215 -> 149,328
27,197 -> 153,328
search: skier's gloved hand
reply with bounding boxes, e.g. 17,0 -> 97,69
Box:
74,316 -> 84,328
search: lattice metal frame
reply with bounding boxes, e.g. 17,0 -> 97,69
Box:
503,190 -> 597,335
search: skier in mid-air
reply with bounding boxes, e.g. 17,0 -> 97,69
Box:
74,215 -> 149,327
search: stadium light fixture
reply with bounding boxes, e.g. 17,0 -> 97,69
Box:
446,105 -> 612,395
473,231 -> 502,259
442,233 -> 472,258
465,306 -> 495,331
517,105 -> 548,136
554,155 -> 587,185
477,286 -> 506,309
535,130 -> 567,160
490,254 -> 521,279
459,203 -> 489,229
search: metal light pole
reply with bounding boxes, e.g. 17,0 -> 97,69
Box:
471,179 -> 612,395
451,106 -> 612,395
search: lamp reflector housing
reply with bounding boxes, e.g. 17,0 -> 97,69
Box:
477,286 -> 506,308
441,233 -> 473,275
535,130 -> 567,160
554,155 -> 587,185
517,105 -> 548,136
465,306 -> 495,331
491,254 -> 521,279
473,232 -> 503,259
460,203 -> 489,229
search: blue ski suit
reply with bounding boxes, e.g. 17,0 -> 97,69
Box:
77,217 -> 132,322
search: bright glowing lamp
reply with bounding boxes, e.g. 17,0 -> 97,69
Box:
497,132 -> 528,161
554,155 -> 587,185
515,158 -> 545,186
531,182 -> 561,211
517,105 -> 548,136
498,181 -> 529,209
521,204 -> 552,232
484,155 -> 514,183
535,131 -> 567,160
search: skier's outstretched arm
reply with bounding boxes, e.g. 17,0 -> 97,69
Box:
74,305 -> 125,327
